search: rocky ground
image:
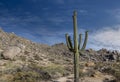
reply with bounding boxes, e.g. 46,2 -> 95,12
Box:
0,29 -> 120,82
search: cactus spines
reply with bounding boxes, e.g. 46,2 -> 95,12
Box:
65,11 -> 88,82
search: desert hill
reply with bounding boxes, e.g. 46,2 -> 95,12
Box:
0,29 -> 119,82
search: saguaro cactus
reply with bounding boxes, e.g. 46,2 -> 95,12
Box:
65,11 -> 88,82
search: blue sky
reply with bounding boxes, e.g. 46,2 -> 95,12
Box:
1,0 -> 120,50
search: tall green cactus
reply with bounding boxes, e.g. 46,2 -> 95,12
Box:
65,11 -> 88,82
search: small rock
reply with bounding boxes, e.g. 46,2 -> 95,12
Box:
85,61 -> 95,67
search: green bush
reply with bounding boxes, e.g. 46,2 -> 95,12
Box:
30,63 -> 66,79
41,64 -> 65,75
13,71 -> 41,82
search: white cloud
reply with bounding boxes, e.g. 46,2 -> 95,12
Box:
90,25 -> 120,50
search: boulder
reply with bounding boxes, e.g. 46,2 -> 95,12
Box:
2,46 -> 21,60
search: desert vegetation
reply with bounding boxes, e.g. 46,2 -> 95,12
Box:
65,11 -> 88,82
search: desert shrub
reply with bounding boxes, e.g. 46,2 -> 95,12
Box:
0,52 -> 4,59
29,63 -> 66,79
19,56 -> 26,61
2,65 -> 44,82
95,62 -> 120,81
0,74 -> 14,82
13,71 -> 41,82
41,64 -> 65,77
0,59 -> 68,82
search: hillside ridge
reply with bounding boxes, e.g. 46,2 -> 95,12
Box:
0,29 -> 119,82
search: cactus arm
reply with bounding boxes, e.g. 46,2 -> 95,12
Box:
65,33 -> 73,51
81,31 -> 88,50
78,34 -> 82,50
65,33 -> 71,49
68,36 -> 74,51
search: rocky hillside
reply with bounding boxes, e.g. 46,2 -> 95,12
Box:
0,29 -> 120,82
